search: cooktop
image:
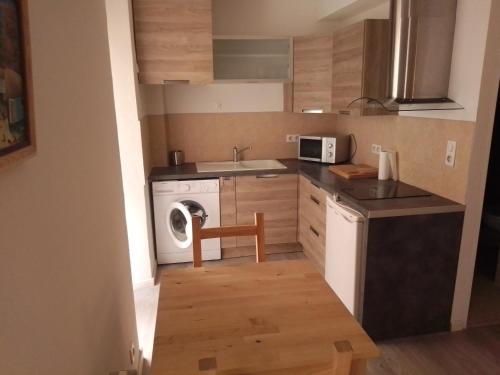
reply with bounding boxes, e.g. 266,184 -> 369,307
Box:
342,181 -> 432,200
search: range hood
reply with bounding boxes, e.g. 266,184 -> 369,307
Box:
383,0 -> 463,111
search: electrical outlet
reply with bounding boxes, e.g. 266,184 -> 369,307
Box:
445,140 -> 457,167
286,134 -> 300,143
371,144 -> 382,154
129,342 -> 136,365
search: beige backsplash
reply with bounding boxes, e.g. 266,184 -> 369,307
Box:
335,116 -> 474,204
143,112 -> 474,204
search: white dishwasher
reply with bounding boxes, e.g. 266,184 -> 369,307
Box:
325,195 -> 366,320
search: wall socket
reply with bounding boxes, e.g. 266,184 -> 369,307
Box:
371,144 -> 382,154
286,134 -> 300,143
445,140 -> 457,167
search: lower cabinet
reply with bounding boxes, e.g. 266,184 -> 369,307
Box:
298,175 -> 328,274
219,174 -> 299,257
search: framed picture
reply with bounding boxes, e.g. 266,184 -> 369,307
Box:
0,0 -> 35,171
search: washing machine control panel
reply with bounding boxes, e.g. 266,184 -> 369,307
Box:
153,179 -> 219,195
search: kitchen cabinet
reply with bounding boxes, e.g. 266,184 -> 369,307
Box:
292,35 -> 334,113
213,37 -> 292,82
219,174 -> 299,257
236,174 -> 298,246
331,19 -> 391,115
132,0 -> 213,84
219,177 -> 237,249
292,20 -> 390,115
298,175 -> 328,274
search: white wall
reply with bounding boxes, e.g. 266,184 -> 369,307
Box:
0,1 -> 139,374
213,0 -> 336,36
317,0 -> 389,21
164,83 -> 285,114
451,0 -> 500,330
105,0 -> 156,288
399,0 -> 492,122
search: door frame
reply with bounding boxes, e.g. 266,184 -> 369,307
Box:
451,0 -> 500,330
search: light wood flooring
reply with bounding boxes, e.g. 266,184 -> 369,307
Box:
134,252 -> 500,375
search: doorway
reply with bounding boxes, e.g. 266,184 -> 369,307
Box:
468,84 -> 500,327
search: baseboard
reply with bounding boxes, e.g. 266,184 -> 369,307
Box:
451,319 -> 466,331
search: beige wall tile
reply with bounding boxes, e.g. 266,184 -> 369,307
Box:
335,115 -> 474,203
144,111 -> 474,204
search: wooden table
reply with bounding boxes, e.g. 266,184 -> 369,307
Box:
151,260 -> 379,375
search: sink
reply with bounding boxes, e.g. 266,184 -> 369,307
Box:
196,159 -> 287,173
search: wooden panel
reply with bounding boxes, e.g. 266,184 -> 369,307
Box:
361,19 -> 392,116
293,35 -> 333,113
133,0 -> 213,84
236,174 -> 298,247
219,177 -> 237,248
331,22 -> 364,114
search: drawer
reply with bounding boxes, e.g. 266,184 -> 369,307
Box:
299,212 -> 326,274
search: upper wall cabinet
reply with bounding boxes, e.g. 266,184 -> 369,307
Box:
213,37 -> 292,82
133,0 -> 214,84
292,19 -> 391,115
331,19 -> 391,115
293,35 -> 334,113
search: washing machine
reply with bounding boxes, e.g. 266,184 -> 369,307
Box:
152,179 -> 221,264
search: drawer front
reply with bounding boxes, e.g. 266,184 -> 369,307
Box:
298,175 -> 327,274
299,213 -> 326,274
236,174 -> 298,246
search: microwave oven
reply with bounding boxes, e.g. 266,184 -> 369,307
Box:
298,134 -> 350,164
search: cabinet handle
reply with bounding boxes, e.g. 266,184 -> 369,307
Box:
310,195 -> 320,205
310,181 -> 320,189
302,108 -> 324,114
256,174 -> 279,179
309,226 -> 319,237
163,80 -> 189,84
338,110 -> 351,115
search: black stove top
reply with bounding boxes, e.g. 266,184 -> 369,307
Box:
342,181 -> 432,200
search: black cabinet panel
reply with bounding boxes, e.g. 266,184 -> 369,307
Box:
362,212 -> 464,341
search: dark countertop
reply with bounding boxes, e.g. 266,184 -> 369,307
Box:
149,159 -> 465,218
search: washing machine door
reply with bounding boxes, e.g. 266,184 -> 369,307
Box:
167,200 -> 208,249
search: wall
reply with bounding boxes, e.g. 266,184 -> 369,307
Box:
213,0 -> 336,36
335,116 -> 474,204
452,0 -> 500,330
0,1 -> 138,374
106,0 -> 155,288
317,0 -> 389,21
145,113 -> 336,166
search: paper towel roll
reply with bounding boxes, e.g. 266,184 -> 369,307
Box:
378,151 -> 391,180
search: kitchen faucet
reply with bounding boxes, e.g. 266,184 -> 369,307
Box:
233,146 -> 252,162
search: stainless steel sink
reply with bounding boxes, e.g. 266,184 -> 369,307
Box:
196,159 -> 287,173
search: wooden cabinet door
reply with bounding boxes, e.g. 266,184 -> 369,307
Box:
331,22 -> 364,115
293,35 -> 334,113
235,174 -> 298,246
219,177 -> 236,248
133,0 -> 213,84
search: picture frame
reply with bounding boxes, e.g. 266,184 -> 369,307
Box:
0,0 -> 35,172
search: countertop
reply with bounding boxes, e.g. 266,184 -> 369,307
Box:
149,159 -> 465,218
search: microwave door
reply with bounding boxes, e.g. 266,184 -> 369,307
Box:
299,137 -> 322,161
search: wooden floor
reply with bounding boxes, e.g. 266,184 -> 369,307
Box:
468,273 -> 500,328
368,325 -> 500,375
134,252 -> 500,375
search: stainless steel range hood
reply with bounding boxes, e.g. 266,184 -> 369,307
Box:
383,0 -> 463,111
